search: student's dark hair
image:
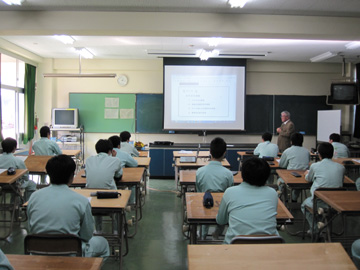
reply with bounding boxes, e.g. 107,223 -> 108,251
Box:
317,142 -> 334,159
329,133 -> 341,142
210,137 -> 227,159
262,132 -> 272,142
291,132 -> 303,146
95,139 -> 113,154
120,131 -> 131,142
1,138 -> 17,153
241,157 -> 270,187
108,135 -> 121,148
40,126 -> 50,137
46,155 -> 76,185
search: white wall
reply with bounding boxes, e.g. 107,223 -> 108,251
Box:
32,58 -> 343,158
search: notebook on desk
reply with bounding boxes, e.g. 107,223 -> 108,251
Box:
179,144 -> 200,163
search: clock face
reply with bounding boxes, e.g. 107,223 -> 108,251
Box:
117,75 -> 128,86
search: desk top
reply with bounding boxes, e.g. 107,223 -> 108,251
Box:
186,192 -> 293,223
188,243 -> 356,270
333,158 -> 360,166
7,254 -> 103,270
173,151 -> 210,158
134,157 -> 151,167
314,190 -> 360,213
73,189 -> 131,209
179,170 -> 242,185
72,167 -> 145,186
175,158 -> 230,167
138,150 -> 149,157
276,170 -> 355,187
0,169 -> 28,185
23,155 -> 52,174
62,149 -> 81,156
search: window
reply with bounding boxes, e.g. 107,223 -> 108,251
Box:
1,54 -> 25,142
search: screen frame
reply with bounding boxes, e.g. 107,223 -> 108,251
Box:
51,108 -> 79,129
162,57 -> 247,132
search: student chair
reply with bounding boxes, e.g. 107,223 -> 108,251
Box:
230,234 -> 285,244
24,234 -> 82,256
302,187 -> 346,242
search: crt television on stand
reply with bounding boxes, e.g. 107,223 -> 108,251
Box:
51,108 -> 79,129
327,83 -> 359,105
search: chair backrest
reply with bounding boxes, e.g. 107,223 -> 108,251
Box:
24,234 -> 82,257
230,234 -> 285,244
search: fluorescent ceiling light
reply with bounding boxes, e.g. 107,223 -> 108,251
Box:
228,0 -> 250,8
345,41 -> 360,50
75,47 -> 94,59
54,35 -> 75,45
310,51 -> 337,62
197,49 -> 219,61
2,0 -> 22,5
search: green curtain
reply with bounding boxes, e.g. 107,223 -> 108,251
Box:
23,64 -> 36,144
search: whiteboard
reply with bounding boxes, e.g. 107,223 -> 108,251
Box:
317,110 -> 341,142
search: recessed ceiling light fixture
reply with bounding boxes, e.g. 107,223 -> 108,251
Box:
2,0 -> 22,5
310,51 -> 337,62
345,41 -> 360,50
54,35 -> 75,45
228,0 -> 250,8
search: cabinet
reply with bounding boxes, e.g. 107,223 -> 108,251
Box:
50,127 -> 85,165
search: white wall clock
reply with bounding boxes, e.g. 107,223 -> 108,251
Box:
117,74 -> 128,86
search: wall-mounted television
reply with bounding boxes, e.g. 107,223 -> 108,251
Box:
327,83 -> 359,105
51,108 -> 79,129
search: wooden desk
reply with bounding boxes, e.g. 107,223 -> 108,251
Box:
133,157 -> 151,168
138,150 -> 149,157
173,150 -> 210,158
188,243 -> 356,270
332,158 -> 360,167
23,155 -> 52,175
0,169 -> 28,240
7,254 -> 103,270
62,149 -> 81,156
185,192 -> 293,244
313,190 -> 360,247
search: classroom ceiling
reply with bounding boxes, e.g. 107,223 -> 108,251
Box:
1,0 -> 360,63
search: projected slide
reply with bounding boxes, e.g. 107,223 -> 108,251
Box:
164,65 -> 245,131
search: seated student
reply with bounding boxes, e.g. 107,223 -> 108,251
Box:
108,135 -> 138,168
86,139 -> 122,190
277,132 -> 310,201
0,249 -> 14,270
85,139 -> 122,233
196,137 -> 234,240
0,138 -> 36,201
119,131 -> 139,157
352,239 -> 360,269
32,126 -> 62,156
253,132 -> 279,158
301,142 -> 345,234
356,178 -> 360,191
27,155 -> 109,258
329,133 -> 350,158
216,157 -> 278,244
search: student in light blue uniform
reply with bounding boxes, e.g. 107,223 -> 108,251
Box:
254,132 -> 279,158
356,178 -> 360,191
0,249 -> 14,270
120,131 -> 139,157
352,239 -> 360,269
196,137 -> 234,240
301,142 -> 345,234
86,139 -> 122,232
32,126 -> 62,156
277,133 -> 310,201
329,133 -> 350,158
27,155 -> 109,258
0,138 -> 36,201
216,157 -> 278,244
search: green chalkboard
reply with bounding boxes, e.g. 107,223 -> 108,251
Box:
69,93 -> 136,133
136,94 -> 166,133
